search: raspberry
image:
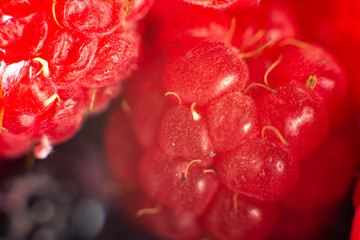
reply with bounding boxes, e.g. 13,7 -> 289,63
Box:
83,83 -> 122,115
181,0 -> 259,9
78,29 -> 140,88
59,0 -> 126,38
215,138 -> 299,200
271,42 -> 348,122
164,40 -> 249,107
205,91 -> 258,152
201,186 -> 278,240
138,148 -> 220,216
0,0 -> 143,159
103,1 -> 358,239
158,105 -> 215,165
47,29 -> 97,87
1,59 -> 57,116
34,86 -> 85,145
257,81 -> 329,159
3,0 -> 359,239
0,12 -> 52,61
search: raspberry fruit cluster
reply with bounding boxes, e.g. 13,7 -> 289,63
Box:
105,1 -> 359,239
0,0 -> 153,159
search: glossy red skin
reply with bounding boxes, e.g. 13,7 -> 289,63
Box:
1,60 -> 57,115
104,105 -> 143,185
56,0 -> 126,38
257,81 -> 329,160
283,132 -> 357,210
0,0 -> 142,159
0,60 -> 58,136
79,29 -> 140,88
164,40 -> 249,107
0,12 -> 54,62
34,86 -> 85,145
201,186 -> 279,240
215,138 -> 299,200
0,1 -> 52,17
204,92 -> 259,153
271,43 -> 348,121
47,29 -> 98,87
139,148 -> 219,216
182,0 -> 258,9
159,106 -> 215,166
83,82 -> 122,115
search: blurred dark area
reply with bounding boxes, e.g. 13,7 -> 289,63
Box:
0,104 -> 158,240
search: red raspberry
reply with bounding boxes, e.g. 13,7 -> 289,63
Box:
164,40 -> 249,107
0,0 -> 142,159
181,0 -> 259,9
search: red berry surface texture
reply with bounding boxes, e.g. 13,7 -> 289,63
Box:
0,0 -> 153,159
104,0 -> 360,239
2,0 -> 360,239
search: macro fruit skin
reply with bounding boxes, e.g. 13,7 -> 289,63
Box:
34,86 -> 86,145
204,92 -> 259,153
158,105 -> 215,165
60,0 -> 126,37
201,186 -> 279,240
78,29 -> 140,88
164,40 -> 249,107
215,138 -> 299,201
0,0 -> 146,159
257,81 -> 329,159
181,0 -> 259,9
139,148 -> 220,216
103,0 -> 360,239
2,0 -> 358,239
271,43 -> 348,120
47,29 -> 98,87
0,11 -> 52,61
